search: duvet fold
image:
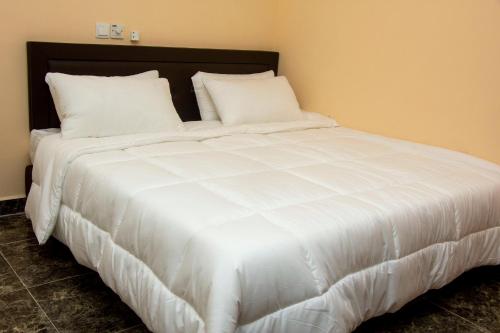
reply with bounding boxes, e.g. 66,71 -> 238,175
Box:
26,115 -> 500,333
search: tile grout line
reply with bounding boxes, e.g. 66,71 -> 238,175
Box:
426,299 -> 492,333
28,271 -> 96,289
0,212 -> 26,218
0,250 -> 61,333
0,237 -> 37,246
24,287 -> 61,333
0,285 -> 26,297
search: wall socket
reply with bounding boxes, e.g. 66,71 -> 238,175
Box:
96,22 -> 135,41
110,24 -> 124,39
130,31 -> 140,42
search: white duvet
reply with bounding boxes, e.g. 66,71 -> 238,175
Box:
26,114 -> 500,333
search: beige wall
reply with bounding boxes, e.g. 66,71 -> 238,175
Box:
0,0 -> 278,199
275,0 -> 500,166
2,0 -> 500,199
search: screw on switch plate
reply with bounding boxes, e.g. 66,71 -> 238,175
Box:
110,24 -> 124,39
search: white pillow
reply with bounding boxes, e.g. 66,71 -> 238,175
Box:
191,70 -> 274,121
46,70 -> 159,121
45,73 -> 184,138
204,76 -> 303,126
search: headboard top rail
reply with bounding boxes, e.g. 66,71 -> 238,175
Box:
27,41 -> 279,130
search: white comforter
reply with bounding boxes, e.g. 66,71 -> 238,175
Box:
26,115 -> 500,333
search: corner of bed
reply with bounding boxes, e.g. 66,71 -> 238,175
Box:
24,41 -> 500,333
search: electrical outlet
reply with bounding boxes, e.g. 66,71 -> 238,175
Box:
130,31 -> 140,42
110,24 -> 124,39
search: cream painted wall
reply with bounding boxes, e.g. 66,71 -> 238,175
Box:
275,0 -> 500,164
0,0 -> 278,199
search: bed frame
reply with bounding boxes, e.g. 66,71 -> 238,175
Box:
25,41 -> 279,194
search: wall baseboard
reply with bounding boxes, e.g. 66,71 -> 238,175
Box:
0,194 -> 26,201
0,198 -> 26,217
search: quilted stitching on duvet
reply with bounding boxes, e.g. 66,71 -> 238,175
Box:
27,121 -> 500,333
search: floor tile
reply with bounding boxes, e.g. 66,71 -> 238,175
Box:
425,265 -> 500,332
0,214 -> 35,245
0,289 -> 56,332
0,255 -> 23,296
0,198 -> 26,216
30,274 -> 142,333
354,297 -> 484,333
0,237 -> 92,287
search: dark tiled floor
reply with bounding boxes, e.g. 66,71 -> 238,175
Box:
0,198 -> 26,216
31,274 -> 142,332
0,213 -> 499,333
0,213 -> 148,333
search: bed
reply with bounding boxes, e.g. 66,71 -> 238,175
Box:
25,42 -> 500,333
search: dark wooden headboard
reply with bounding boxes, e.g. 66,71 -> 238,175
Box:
27,42 -> 279,130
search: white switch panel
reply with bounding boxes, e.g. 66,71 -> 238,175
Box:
130,31 -> 140,42
110,24 -> 125,39
96,23 -> 110,39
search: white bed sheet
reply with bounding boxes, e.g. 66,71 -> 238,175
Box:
26,114 -> 500,333
29,121 -> 223,163
30,128 -> 60,162
28,113 -> 325,161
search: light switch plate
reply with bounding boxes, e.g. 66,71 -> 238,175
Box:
96,23 -> 110,39
110,24 -> 124,39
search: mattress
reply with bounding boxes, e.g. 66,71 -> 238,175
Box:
26,114 -> 500,333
